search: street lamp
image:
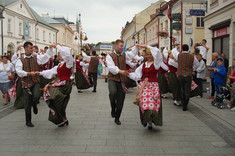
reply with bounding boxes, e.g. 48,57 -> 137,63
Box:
0,5 -> 5,55
157,2 -> 173,50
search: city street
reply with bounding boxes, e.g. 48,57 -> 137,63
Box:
0,79 -> 235,156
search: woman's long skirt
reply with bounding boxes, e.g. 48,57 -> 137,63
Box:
14,78 -> 25,109
158,73 -> 168,94
138,81 -> 162,126
46,81 -> 72,125
75,72 -> 91,90
168,72 -> 181,101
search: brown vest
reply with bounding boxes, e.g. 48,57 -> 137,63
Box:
177,52 -> 194,76
20,56 -> 40,87
108,52 -> 126,82
88,56 -> 99,73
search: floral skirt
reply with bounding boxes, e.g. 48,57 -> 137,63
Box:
138,81 -> 162,126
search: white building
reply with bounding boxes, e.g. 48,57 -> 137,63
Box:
204,0 -> 235,66
0,0 -> 58,58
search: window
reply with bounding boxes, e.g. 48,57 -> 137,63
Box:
196,17 -> 204,28
19,22 -> 22,35
53,34 -> 56,43
36,28 -> 39,40
43,31 -> 46,41
165,20 -> 168,31
161,23 -> 163,31
7,19 -> 12,32
29,25 -> 31,38
20,4 -> 23,8
49,33 -> 51,43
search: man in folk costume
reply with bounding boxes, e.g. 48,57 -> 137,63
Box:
75,54 -> 90,92
15,42 -> 54,127
106,39 -> 139,125
88,51 -> 100,92
40,45 -> 73,127
129,45 -> 163,129
177,44 -> 198,111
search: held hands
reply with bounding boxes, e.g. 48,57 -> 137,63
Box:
50,44 -> 57,48
136,44 -> 147,48
28,71 -> 40,76
214,68 -> 219,72
119,70 -> 129,76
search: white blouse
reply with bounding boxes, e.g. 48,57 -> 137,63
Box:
0,62 -> 15,83
129,46 -> 164,81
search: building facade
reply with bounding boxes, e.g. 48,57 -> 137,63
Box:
158,0 -> 206,51
0,0 -> 58,57
121,0 -> 164,48
43,16 -> 76,54
204,0 -> 235,66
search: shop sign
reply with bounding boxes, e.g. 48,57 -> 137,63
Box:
215,27 -> 228,37
190,10 -> 205,16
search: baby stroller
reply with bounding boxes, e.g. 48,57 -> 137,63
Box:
211,84 -> 231,109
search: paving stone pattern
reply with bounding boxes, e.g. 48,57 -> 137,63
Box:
0,79 -> 235,155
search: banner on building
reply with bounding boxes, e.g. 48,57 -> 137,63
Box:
23,20 -> 30,39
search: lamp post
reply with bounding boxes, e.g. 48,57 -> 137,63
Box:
158,2 -> 173,50
0,5 -> 5,55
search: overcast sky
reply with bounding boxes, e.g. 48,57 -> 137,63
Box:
26,0 -> 159,44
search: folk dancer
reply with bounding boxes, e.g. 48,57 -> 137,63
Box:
15,42 -> 54,127
129,45 -> 163,129
40,45 -> 74,127
106,39 -> 139,125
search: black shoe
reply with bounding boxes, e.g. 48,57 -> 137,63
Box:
26,122 -> 34,127
78,90 -> 83,93
182,108 -> 188,111
147,122 -> 153,130
114,119 -> 121,125
92,90 -> 96,92
33,105 -> 38,114
143,123 -> 147,127
58,120 -> 69,127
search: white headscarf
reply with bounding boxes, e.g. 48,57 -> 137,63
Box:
56,45 -> 73,68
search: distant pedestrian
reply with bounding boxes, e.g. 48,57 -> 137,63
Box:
221,53 -> 229,73
213,58 -> 227,105
195,54 -> 206,97
194,39 -> 209,64
207,52 -> 219,99
0,56 -> 14,105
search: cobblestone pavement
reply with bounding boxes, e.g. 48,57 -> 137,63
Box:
0,79 -> 235,156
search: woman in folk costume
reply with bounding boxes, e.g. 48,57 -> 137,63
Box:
11,46 -> 25,109
75,54 -> 91,92
129,45 -> 163,130
157,49 -> 169,98
168,51 -> 181,106
40,45 -> 74,127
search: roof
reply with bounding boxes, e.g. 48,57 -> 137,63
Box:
0,0 -> 18,6
43,17 -> 61,24
0,0 -> 58,31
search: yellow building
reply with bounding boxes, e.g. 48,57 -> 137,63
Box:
121,0 -> 164,48
158,0 -> 206,51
